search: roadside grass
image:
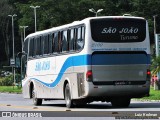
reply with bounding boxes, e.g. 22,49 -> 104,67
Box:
0,86 -> 22,93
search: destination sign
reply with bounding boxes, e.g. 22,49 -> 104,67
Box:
91,18 -> 146,43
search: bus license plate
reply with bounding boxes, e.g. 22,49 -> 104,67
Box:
115,81 -> 127,85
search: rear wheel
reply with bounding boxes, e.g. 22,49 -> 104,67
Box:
32,86 -> 42,106
111,98 -> 130,108
65,83 -> 74,108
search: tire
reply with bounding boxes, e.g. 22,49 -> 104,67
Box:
65,83 -> 74,108
32,86 -> 42,106
111,98 -> 130,108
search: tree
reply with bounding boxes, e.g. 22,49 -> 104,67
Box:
0,0 -> 14,66
151,56 -> 160,75
151,56 -> 160,90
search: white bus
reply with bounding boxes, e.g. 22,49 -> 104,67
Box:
22,16 -> 151,108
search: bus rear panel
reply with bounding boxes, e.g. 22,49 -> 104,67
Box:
83,17 -> 150,104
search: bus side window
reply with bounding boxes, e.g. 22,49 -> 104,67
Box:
47,35 -> 49,54
34,37 -> 37,56
29,38 -> 34,57
76,26 -> 84,51
69,29 -> 75,51
49,34 -> 53,54
52,33 -> 54,53
33,38 -> 37,57
39,36 -> 42,55
44,35 -> 49,55
67,30 -> 70,51
74,28 -> 78,51
62,30 -> 68,52
36,36 -> 41,56
41,36 -> 44,55
81,26 -> 85,47
76,27 -> 81,50
54,32 -> 59,53
58,32 -> 62,53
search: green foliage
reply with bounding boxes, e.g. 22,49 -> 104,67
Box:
0,75 -> 13,86
12,0 -> 160,37
0,74 -> 21,86
151,56 -> 160,75
14,0 -> 158,31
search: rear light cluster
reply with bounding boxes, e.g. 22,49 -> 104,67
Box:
86,70 -> 93,82
147,69 -> 151,78
86,69 -> 151,81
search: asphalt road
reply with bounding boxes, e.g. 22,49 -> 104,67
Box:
0,93 -> 160,119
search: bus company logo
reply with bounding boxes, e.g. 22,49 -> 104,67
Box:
101,27 -> 139,34
35,61 -> 50,71
2,112 -> 11,117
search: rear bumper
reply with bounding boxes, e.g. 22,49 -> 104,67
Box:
86,81 -> 150,98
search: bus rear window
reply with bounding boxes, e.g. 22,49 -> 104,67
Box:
90,18 -> 146,42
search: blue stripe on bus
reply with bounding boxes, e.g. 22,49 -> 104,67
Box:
30,54 -> 150,88
30,55 -> 92,87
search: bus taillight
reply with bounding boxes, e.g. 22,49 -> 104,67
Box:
86,70 -> 93,82
147,69 -> 151,78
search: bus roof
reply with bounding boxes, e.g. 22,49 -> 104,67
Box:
24,16 -> 145,41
